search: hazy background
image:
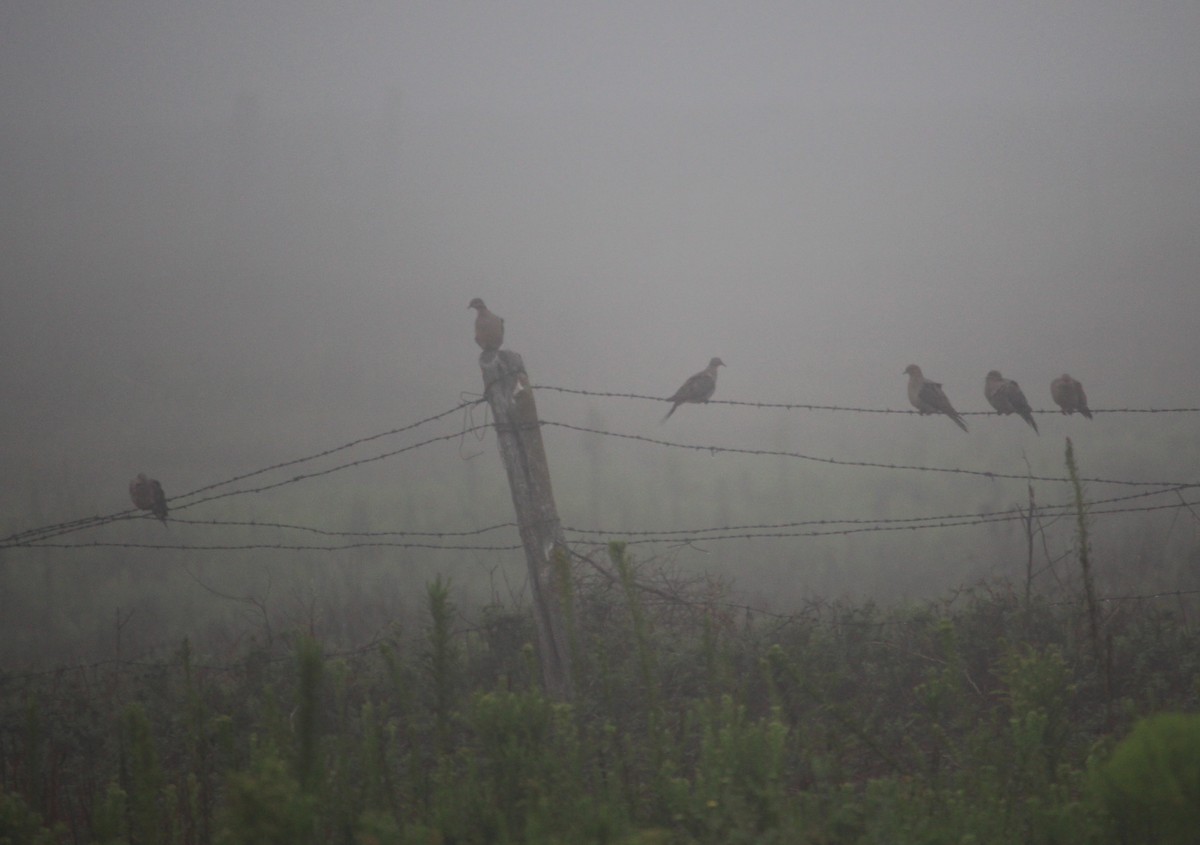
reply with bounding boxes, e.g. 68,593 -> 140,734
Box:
3,2 -> 1199,662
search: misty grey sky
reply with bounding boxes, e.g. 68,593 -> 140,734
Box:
3,2 -> 1199,559
6,3 -> 1199,119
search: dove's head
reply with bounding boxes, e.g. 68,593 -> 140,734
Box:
903,364 -> 922,377
468,298 -> 486,311
709,357 -> 725,369
986,370 -> 1003,382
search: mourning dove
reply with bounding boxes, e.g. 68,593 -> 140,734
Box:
903,364 -> 968,432
1050,374 -> 1092,419
663,357 -> 725,422
984,370 -> 1039,434
129,473 -> 168,524
468,298 -> 504,352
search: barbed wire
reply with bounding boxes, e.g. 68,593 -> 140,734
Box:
175,398 -> 484,503
534,385 -> 1200,416
9,482 -> 1186,555
4,386 -> 1196,552
539,420 -> 1199,489
167,424 -> 492,515
19,540 -> 524,552
14,495 -> 1196,555
0,418 -> 490,549
562,484 -> 1190,538
164,516 -> 519,538
562,498 -> 1200,546
89,484 -> 1175,545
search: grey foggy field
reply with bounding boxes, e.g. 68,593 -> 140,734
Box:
3,2 -> 1199,660
2,5 -> 1200,841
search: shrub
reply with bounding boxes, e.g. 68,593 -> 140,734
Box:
1093,712 -> 1200,844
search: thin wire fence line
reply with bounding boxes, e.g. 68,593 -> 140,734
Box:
16,497 -> 1196,554
562,484 -> 1191,538
125,484 -> 1179,541
19,540 -> 524,552
0,400 -> 485,549
534,385 -> 1200,415
164,517 -> 519,539
175,398 -> 483,503
172,424 -> 492,514
564,498 -> 1200,545
32,481 -> 1174,548
539,420 -> 1199,489
5,418 -> 1193,550
3,514 -> 129,546
2,423 -> 492,549
5,391 -> 1196,550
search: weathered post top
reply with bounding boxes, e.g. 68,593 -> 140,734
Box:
479,349 -> 529,408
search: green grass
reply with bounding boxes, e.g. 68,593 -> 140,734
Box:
1,566 -> 1198,844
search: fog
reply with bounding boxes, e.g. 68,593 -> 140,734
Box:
3,2 -> 1199,661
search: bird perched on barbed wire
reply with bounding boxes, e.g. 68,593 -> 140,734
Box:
662,357 -> 725,422
984,370 -> 1039,433
904,364 -> 968,432
1051,374 -> 1092,419
129,473 -> 168,524
469,298 -> 504,352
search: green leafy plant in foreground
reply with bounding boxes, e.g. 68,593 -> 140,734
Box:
1093,712 -> 1200,845
1,567 -> 1198,844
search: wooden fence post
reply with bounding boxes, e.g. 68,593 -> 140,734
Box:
480,349 -> 574,700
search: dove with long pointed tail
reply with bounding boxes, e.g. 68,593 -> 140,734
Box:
1051,374 -> 1092,419
904,364 -> 968,432
663,357 -> 724,422
985,370 -> 1039,433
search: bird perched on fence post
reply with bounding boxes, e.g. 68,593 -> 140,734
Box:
1051,374 -> 1093,419
129,473 -> 168,524
663,357 -> 725,422
469,298 -> 504,352
984,370 -> 1039,433
903,364 -> 968,432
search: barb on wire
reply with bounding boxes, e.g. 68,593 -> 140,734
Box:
533,385 -> 1200,416
20,539 -> 523,552
538,420 -> 1199,489
3,512 -> 141,546
22,495 -> 1190,554
5,384 -> 1198,552
0,399 -> 486,549
166,516 -> 519,539
561,498 -> 1200,546
562,485 -> 1191,538
112,485 -> 1187,546
176,398 -> 484,502
172,424 -> 492,515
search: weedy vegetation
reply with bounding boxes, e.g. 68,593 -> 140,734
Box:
2,450 -> 1198,843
